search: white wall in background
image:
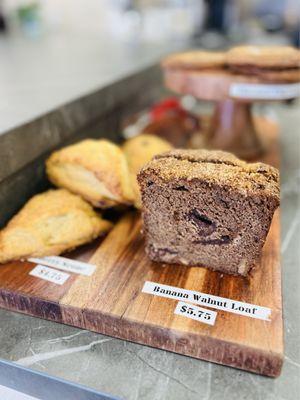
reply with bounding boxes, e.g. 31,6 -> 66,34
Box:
2,0 -> 205,42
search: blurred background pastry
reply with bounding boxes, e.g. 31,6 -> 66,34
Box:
226,45 -> 300,82
161,50 -> 226,71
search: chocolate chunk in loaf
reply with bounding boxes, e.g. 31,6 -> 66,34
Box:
137,149 -> 280,276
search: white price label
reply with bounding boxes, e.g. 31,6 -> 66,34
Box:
29,265 -> 70,285
142,281 -> 271,321
174,301 -> 217,326
229,82 -> 300,100
28,256 -> 96,276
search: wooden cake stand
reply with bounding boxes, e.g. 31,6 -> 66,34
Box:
164,69 -> 299,159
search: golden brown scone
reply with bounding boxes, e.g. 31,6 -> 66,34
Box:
226,45 -> 300,68
0,189 -> 112,264
162,50 -> 226,70
46,139 -> 134,208
122,134 -> 173,208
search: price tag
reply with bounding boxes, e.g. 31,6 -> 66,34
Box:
174,301 -> 217,326
29,265 -> 70,285
229,82 -> 300,99
142,281 -> 271,320
28,256 -> 96,276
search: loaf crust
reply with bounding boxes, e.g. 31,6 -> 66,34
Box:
0,189 -> 112,263
122,134 -> 172,208
152,149 -> 279,199
46,139 -> 134,208
138,149 -> 280,276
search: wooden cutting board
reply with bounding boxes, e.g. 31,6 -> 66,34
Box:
0,121 -> 283,377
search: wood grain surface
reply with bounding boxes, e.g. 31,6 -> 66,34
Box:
0,124 -> 283,377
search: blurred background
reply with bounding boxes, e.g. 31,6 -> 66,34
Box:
0,0 -> 299,46
0,5 -> 299,398
0,0 -> 299,134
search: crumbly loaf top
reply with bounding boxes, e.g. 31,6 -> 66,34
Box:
139,149 -> 280,202
226,45 -> 300,68
162,50 -> 226,70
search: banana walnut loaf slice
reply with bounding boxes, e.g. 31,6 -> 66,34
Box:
137,149 -> 280,276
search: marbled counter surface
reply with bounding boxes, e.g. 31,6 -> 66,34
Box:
0,102 -> 299,400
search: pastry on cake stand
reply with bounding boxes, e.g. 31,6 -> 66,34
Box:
163,68 -> 299,159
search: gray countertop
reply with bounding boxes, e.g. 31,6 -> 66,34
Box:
0,31 -> 183,135
0,101 -> 299,400
0,31 -> 299,400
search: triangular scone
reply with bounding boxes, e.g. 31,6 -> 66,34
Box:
0,189 -> 112,264
46,139 -> 134,208
122,134 -> 172,208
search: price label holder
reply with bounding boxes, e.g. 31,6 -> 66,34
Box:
229,82 -> 300,100
174,301 -> 217,326
28,256 -> 96,276
29,265 -> 70,285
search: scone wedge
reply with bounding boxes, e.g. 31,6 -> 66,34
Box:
46,139 -> 134,208
122,134 -> 172,208
0,189 -> 112,264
